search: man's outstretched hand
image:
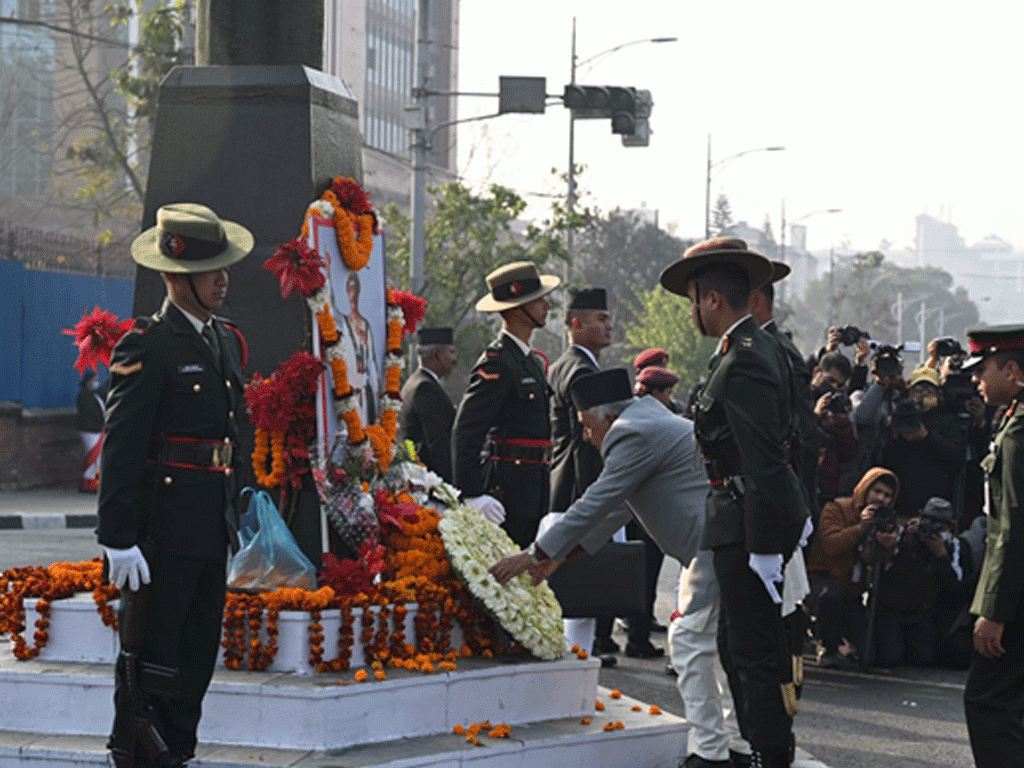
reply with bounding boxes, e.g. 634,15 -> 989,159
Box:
490,551 -> 562,586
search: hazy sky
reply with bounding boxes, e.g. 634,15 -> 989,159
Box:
456,1 -> 1023,255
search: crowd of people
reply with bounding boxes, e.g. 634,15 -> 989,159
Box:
399,239 -> 1024,768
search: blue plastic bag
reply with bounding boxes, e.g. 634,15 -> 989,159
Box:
227,488 -> 317,591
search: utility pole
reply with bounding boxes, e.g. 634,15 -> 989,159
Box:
566,17 -> 577,267
409,0 -> 429,297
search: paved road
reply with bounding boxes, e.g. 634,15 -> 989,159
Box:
0,489 -> 979,767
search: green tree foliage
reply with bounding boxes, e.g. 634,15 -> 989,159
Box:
57,0 -> 190,240
381,182 -> 568,386
621,286 -> 716,391
787,251 -> 980,355
711,194 -> 733,236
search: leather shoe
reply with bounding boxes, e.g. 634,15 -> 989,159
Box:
598,653 -> 617,668
593,636 -> 620,655
624,640 -> 665,658
680,754 -> 730,768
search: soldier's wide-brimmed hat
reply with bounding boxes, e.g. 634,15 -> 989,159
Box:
962,324 -> 1024,371
131,203 -> 255,274
475,261 -> 561,312
659,237 -> 773,297
571,368 -> 633,412
769,260 -> 791,282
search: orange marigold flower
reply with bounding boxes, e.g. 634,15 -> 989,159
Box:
570,644 -> 580,653
609,690 -> 622,699
614,720 -> 625,730
631,705 -> 642,712
576,650 -> 589,660
452,724 -> 464,735
480,721 -> 492,730
467,723 -> 481,736
580,717 -> 591,725
354,669 -> 368,682
603,723 -> 615,732
649,706 -> 662,715
595,700 -> 605,711
375,670 -> 387,681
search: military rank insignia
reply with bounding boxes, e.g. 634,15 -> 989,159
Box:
739,336 -> 753,348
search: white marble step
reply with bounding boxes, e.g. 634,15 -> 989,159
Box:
0,687 -> 689,768
0,653 -> 600,752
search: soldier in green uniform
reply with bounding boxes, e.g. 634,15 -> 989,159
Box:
452,262 -> 561,548
660,237 -> 810,768
98,203 -> 253,768
961,325 -> 1024,767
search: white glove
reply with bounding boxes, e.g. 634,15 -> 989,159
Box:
465,494 -> 506,525
104,545 -> 151,592
799,517 -> 814,548
748,552 -> 784,605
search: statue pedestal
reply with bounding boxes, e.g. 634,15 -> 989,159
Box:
133,64 -> 366,563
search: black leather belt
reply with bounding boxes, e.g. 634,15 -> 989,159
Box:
150,436 -> 235,473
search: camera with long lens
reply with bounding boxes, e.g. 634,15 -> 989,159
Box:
825,390 -> 852,414
838,325 -> 870,346
916,516 -> 947,539
890,397 -> 923,436
871,504 -> 898,534
873,343 -> 904,379
934,337 -> 965,358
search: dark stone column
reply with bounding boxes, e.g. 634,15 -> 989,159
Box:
133,64 -> 362,564
195,0 -> 324,68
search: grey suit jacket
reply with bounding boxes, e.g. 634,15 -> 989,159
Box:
536,395 -> 709,565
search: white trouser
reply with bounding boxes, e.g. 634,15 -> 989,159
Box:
668,596 -> 747,761
536,512 -> 626,654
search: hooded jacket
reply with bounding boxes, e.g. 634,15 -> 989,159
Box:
806,467 -> 900,594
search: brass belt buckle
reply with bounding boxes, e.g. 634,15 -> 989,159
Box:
211,438 -> 233,468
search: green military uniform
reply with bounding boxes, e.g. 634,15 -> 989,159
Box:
962,323 -> 1024,766
452,260 -> 561,549
99,203 -> 253,768
452,333 -> 551,547
661,238 -> 809,767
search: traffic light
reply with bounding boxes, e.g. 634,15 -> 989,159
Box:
621,90 -> 653,147
562,85 -> 612,118
608,86 -> 637,135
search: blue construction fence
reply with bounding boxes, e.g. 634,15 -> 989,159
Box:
0,260 -> 134,409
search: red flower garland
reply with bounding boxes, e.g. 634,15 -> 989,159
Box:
264,238 -> 326,300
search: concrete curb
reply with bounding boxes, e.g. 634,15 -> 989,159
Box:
0,514 -> 97,530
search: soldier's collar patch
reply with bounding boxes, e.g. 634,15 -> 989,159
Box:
720,336 -> 731,355
1008,400 -> 1018,419
739,336 -> 753,348
178,364 -> 205,374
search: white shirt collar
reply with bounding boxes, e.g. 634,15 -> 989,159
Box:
501,329 -> 533,358
420,367 -> 440,383
715,314 -> 752,355
572,344 -> 599,368
170,299 -> 213,335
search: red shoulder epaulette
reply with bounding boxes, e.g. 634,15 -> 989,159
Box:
533,348 -> 549,374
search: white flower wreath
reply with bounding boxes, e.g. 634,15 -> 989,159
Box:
438,505 -> 565,660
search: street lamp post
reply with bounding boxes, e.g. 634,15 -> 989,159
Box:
704,137 -> 784,239
565,18 -> 676,264
778,205 -> 841,303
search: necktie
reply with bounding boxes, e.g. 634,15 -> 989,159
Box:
202,322 -> 221,364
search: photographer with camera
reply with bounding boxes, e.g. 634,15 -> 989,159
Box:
820,325 -> 872,394
810,352 -> 859,504
869,497 -> 970,667
928,336 -> 992,528
879,366 -> 967,520
806,467 -> 899,668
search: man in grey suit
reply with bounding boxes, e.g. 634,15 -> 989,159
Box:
490,366 -> 706,597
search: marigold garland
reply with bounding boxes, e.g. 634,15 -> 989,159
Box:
252,429 -> 287,488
